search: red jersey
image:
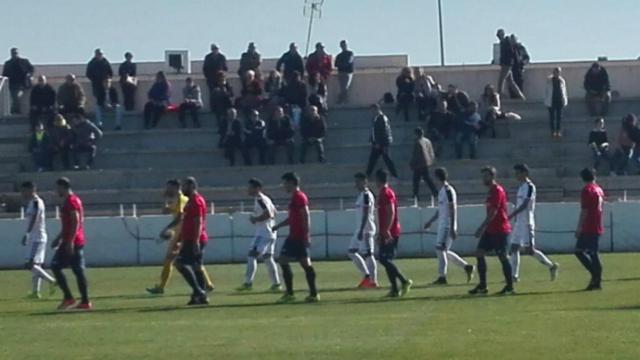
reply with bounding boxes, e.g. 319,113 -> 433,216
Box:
288,190 -> 309,241
377,185 -> 401,238
485,183 -> 511,235
181,193 -> 208,244
61,194 -> 85,246
581,183 -> 605,235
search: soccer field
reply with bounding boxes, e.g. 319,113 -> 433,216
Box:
1,254 -> 639,360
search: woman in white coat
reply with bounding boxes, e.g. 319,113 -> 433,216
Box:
544,67 -> 568,138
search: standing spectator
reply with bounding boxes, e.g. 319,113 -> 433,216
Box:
223,108 -> 243,166
2,48 -> 34,114
335,40 -> 355,104
238,42 -> 261,79
414,69 -> 436,121
209,71 -> 234,146
584,62 -> 611,116
545,67 -> 568,138
118,52 -> 137,111
85,49 -> 113,112
455,101 -> 481,159
143,71 -> 171,129
69,114 -> 103,170
267,106 -> 295,164
57,74 -> 86,116
365,104 -> 398,178
588,117 -> 613,174
396,67 -> 415,122
496,29 -> 525,100
48,114 -> 72,170
510,34 -> 530,98
95,78 -> 123,130
178,77 -> 203,128
239,70 -> 263,114
428,98 -> 455,157
614,114 -> 639,175
242,109 -> 268,165
264,70 -> 283,106
305,42 -> 332,87
29,75 -> 56,130
28,122 -> 51,172
308,72 -> 328,115
281,71 -> 307,128
299,105 -> 327,163
203,44 -> 228,109
276,43 -> 305,82
410,127 -> 438,203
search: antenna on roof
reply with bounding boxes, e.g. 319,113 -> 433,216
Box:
303,0 -> 325,57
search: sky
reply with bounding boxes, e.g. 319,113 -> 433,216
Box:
1,0 -> 639,66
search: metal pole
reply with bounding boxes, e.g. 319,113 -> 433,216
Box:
437,0 -> 445,66
304,11 -> 315,57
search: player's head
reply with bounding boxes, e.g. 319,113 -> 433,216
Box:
375,169 -> 389,187
580,168 -> 596,183
480,166 -> 497,186
281,172 -> 300,193
20,181 -> 36,200
165,179 -> 181,198
354,172 -> 368,191
55,177 -> 72,197
414,127 -> 424,139
248,178 -> 263,197
182,177 -> 198,196
513,163 -> 530,182
433,167 -> 448,187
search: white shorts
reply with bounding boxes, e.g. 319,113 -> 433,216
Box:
250,235 -> 276,257
26,241 -> 47,264
348,232 -> 375,255
436,226 -> 454,250
511,223 -> 535,247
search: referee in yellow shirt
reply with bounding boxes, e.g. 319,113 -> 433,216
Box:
146,179 -> 215,294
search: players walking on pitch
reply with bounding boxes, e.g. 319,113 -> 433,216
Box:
348,173 -> 379,288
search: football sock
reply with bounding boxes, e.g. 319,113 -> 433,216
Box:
265,256 -> 280,286
499,255 -> 513,288
304,266 -> 318,296
532,249 -> 554,268
71,265 -> 89,303
201,266 -> 214,288
588,251 -> 602,283
575,251 -> 593,275
159,260 -> 173,289
177,265 -> 203,297
446,250 -> 469,269
436,250 -> 448,277
510,251 -> 521,278
365,255 -> 378,284
281,263 -> 294,295
52,267 -> 73,300
476,256 -> 487,288
246,256 -> 258,285
32,264 -> 55,283
348,252 -> 369,277
32,273 -> 42,293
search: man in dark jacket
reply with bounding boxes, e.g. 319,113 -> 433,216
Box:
584,62 -> 611,116
496,29 -> 525,100
223,108 -> 243,166
85,49 -> 113,110
510,34 -> 530,98
238,42 -> 262,78
335,40 -> 355,104
300,105 -> 327,163
69,114 -> 103,170
267,106 -> 295,164
203,44 -> 228,98
410,127 -> 438,203
242,109 -> 268,165
365,104 -> 398,178
276,43 -> 304,82
29,75 -> 56,130
2,48 -> 34,114
118,52 -> 137,111
57,74 -> 86,116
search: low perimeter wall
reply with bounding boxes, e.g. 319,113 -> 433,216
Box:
0,202 -> 638,268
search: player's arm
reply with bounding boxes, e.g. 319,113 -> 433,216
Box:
449,201 -> 457,240
272,217 -> 289,231
358,204 -> 370,240
302,205 -> 310,243
22,202 -> 38,245
63,210 -> 80,255
192,215 -> 202,254
475,208 -> 498,238
575,208 -> 587,239
164,214 -> 181,231
251,199 -> 273,223
508,198 -> 529,220
423,211 -> 439,229
381,203 -> 394,243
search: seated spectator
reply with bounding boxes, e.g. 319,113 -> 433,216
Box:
281,71 -> 307,128
305,42 -> 332,88
454,101 -> 481,159
143,71 -> 171,129
308,72 -> 328,115
48,114 -> 72,170
410,127 -> 438,203
427,98 -> 455,157
396,67 -> 415,122
69,114 -> 103,170
299,105 -> 327,163
242,109 -> 268,165
414,68 -> 436,121
584,62 -> 611,116
588,118 -> 613,175
239,70 -> 263,114
614,114 -> 640,175
29,75 -> 56,130
238,42 -> 262,79
178,77 -> 203,128
57,74 -> 86,116
545,67 -> 568,138
365,104 -> 398,178
264,70 -> 283,106
209,71 -> 234,146
478,84 -> 502,138
28,122 -> 51,172
444,84 -> 470,116
95,78 -> 123,130
222,108 -> 243,166
266,106 -> 295,164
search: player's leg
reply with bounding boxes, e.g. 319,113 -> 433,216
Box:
175,243 -> 206,303
51,247 -> 75,306
433,228 -> 449,284
348,234 -> 370,286
585,235 -> 602,290
470,236 -> 490,293
379,237 -> 410,297
278,239 -> 295,298
299,255 -> 319,302
241,238 -> 261,290
362,234 -> 378,286
496,235 -> 514,294
509,242 -> 521,282
574,235 -> 597,288
149,235 -> 180,294
69,247 -> 90,305
263,237 -> 281,290
191,247 -> 209,301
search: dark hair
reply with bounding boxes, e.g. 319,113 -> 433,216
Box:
281,172 -> 300,186
354,172 -> 367,181
56,177 -> 71,189
580,168 -> 596,182
124,52 -> 132,58
480,166 -> 497,178
513,163 -> 530,174
248,178 -> 263,188
20,181 -> 35,190
434,167 -> 448,182
166,179 -> 180,188
375,169 -> 389,183
185,77 -> 192,82
183,176 -> 198,189
414,127 -> 424,137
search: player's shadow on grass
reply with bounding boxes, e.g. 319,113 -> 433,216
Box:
604,276 -> 640,283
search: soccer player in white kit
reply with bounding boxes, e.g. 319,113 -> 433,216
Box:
423,168 -> 474,284
237,178 -> 282,292
20,181 -> 56,299
508,164 -> 559,282
348,173 -> 378,288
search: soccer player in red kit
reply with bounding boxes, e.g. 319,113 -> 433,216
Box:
272,172 -> 319,303
175,177 -> 210,305
574,168 -> 605,291
50,177 -> 92,310
470,167 -> 514,295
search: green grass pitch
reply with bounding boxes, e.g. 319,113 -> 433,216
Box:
1,253 -> 639,360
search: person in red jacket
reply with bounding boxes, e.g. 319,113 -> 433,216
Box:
305,42 -> 332,87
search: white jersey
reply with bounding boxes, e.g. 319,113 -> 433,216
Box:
354,189 -> 376,235
515,180 -> 536,227
253,193 -> 277,239
25,195 -> 47,243
437,183 -> 457,230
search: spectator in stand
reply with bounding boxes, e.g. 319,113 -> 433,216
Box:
242,109 -> 268,165
239,70 -> 263,113
308,72 -> 328,115
266,106 -> 295,164
478,84 -> 502,138
276,43 -> 305,82
510,34 -> 530,98
2,48 -> 34,114
69,114 -> 103,170
444,84 -> 470,116
455,101 -> 482,159
414,68 -> 437,121
85,48 -> 113,112
410,127 -> 438,203
305,42 -> 332,87
203,44 -> 228,110
118,52 -> 137,111
588,118 -> 613,175
584,62 -> 611,116
614,114 -> 640,175
238,42 -> 261,79
299,105 -> 327,164
143,71 -> 171,129
281,71 -> 307,128
545,67 -> 568,138
28,122 -> 51,172
48,114 -> 72,170
223,108 -> 243,166
209,71 -> 234,146
428,98 -> 455,157
265,70 -> 283,105
95,78 -> 123,130
366,104 -> 398,178
496,29 -> 525,100
396,67 -> 415,122
335,40 -> 355,104
57,74 -> 86,116
178,77 -> 203,128
29,75 -> 56,130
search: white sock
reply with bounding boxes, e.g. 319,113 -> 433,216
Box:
348,252 -> 369,277
511,251 -> 521,278
32,265 -> 55,283
264,256 -> 281,286
532,249 -> 554,268
436,250 -> 447,278
245,256 -> 257,285
446,251 -> 469,269
365,255 -> 378,284
32,273 -> 42,293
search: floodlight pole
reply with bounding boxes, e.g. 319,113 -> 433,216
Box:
305,11 -> 316,57
437,0 -> 445,66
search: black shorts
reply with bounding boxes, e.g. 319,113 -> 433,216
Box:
378,237 -> 399,261
279,238 -> 310,260
176,241 -> 205,267
478,233 -> 508,253
576,234 -> 600,252
51,245 -> 85,271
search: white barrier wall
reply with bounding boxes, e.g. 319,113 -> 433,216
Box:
1,202 -> 638,268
